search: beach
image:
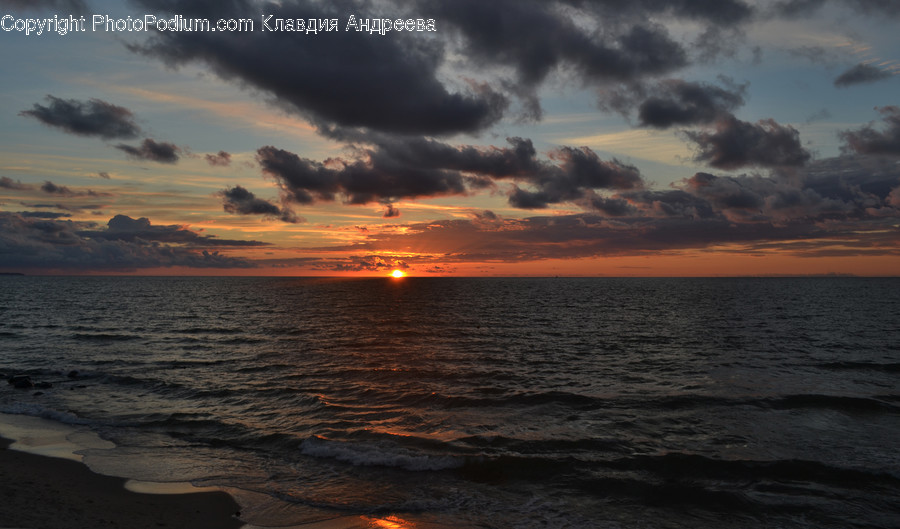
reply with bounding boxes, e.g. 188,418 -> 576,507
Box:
0,436 -> 243,529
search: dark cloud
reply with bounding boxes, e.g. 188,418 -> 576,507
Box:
258,136 -> 642,210
16,211 -> 72,219
22,202 -> 104,213
383,204 -> 400,218
0,212 -> 260,272
98,171 -> 111,179
40,180 -> 112,197
127,0 -> 755,136
1,176 -> 32,190
509,147 -> 643,208
589,195 -> 636,216
684,116 -> 811,169
621,188 -> 717,219
115,138 -> 181,163
129,0 -> 507,136
82,214 -> 270,247
326,157 -> 900,261
205,151 -> 232,167
557,0 -> 754,26
324,255 -> 410,273
432,0 -> 688,89
632,79 -> 746,128
20,96 -> 141,140
218,185 -> 300,223
840,106 -> 900,156
774,0 -> 900,17
834,63 -> 894,87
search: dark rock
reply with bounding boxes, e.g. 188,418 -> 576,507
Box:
35,381 -> 53,389
33,391 -> 44,397
9,375 -> 33,389
67,370 -> 79,379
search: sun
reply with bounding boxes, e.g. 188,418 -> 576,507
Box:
390,269 -> 406,278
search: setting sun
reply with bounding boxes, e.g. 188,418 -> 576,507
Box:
391,269 -> 406,278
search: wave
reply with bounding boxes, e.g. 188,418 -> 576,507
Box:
817,361 -> 900,373
0,401 -> 92,426
299,435 -> 464,471
605,452 -> 900,488
72,332 -> 139,341
761,394 -> 899,413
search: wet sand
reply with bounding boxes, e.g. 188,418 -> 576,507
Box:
0,437 -> 243,529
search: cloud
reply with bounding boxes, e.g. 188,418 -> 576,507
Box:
128,0 -> 507,136
636,79 -> 747,128
684,116 -> 811,169
840,106 -> 900,156
383,204 -> 400,218
834,63 -> 894,87
1,176 -> 32,190
205,151 -> 232,167
83,214 -> 270,247
16,211 -> 72,219
115,138 -> 181,163
318,152 -> 900,262
324,255 -> 410,273
127,0 -> 758,136
774,0 -> 900,18
508,147 -> 643,208
259,135 -> 643,210
20,96 -> 141,140
218,185 -> 300,223
0,213 -> 261,271
432,0 -> 689,92
40,180 -> 112,197
22,202 -> 104,213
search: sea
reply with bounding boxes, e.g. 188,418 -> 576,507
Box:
1,276 -> 898,528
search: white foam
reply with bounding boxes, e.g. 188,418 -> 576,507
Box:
0,412 -> 113,461
299,436 -> 462,471
124,479 -> 223,495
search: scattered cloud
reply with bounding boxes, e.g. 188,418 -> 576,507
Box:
1,176 -> 32,190
601,78 -> 746,128
314,152 -> 900,262
0,213 -> 262,271
383,203 -> 400,218
258,136 -> 643,210
773,0 -> 900,18
205,151 -> 232,167
840,106 -> 900,156
129,0 -> 507,136
115,138 -> 181,164
40,180 -> 112,197
684,116 -> 811,169
218,185 -> 301,223
834,63 -> 894,87
20,96 -> 141,140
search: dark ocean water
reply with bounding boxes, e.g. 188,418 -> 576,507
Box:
1,276 -> 899,528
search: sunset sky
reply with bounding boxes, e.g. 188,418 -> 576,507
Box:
1,0 -> 899,276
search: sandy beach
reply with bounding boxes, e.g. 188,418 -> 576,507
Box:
0,437 -> 243,529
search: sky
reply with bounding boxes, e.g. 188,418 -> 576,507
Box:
1,0 -> 899,276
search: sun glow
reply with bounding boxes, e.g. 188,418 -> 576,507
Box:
390,269 -> 406,278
